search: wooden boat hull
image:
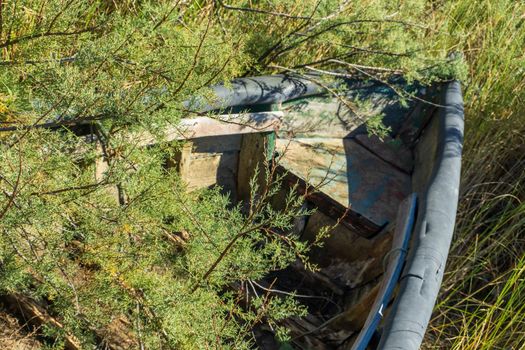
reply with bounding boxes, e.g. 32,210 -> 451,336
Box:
179,75 -> 464,350
64,74 -> 463,349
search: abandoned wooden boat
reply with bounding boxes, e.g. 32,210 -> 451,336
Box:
0,74 -> 463,350
173,74 -> 464,350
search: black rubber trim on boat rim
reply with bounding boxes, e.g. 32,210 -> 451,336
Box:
377,81 -> 464,350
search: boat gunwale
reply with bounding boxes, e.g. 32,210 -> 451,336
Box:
378,81 -> 464,350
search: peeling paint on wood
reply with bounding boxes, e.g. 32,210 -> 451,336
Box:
276,138 -> 411,226
353,134 -> 413,174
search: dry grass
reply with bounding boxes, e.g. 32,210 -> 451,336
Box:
0,1 -> 523,348
0,306 -> 41,350
424,1 -> 525,349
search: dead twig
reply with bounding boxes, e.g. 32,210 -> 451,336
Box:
215,0 -> 314,20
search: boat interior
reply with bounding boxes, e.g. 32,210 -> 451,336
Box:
160,78 -> 448,349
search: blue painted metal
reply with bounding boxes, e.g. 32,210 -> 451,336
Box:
352,193 -> 418,350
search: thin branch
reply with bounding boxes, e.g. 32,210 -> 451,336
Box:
151,0 -> 183,31
284,51 -> 356,70
29,181 -> 107,196
268,64 -> 366,121
195,41 -> 239,89
190,222 -> 268,293
267,19 -> 427,63
338,44 -> 416,58
0,114 -> 104,132
0,25 -> 103,49
0,55 -> 77,66
324,61 -> 446,107
171,14 -> 212,97
1,26 -> 143,135
215,0 -> 313,20
328,58 -> 403,73
46,0 -> 76,34
0,144 -> 22,221
250,0 -> 322,72
249,279 -> 342,313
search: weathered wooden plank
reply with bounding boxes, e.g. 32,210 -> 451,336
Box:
334,282 -> 381,334
76,113 -> 279,203
277,96 -> 361,138
275,165 -> 381,238
190,134 -> 242,153
185,151 -> 239,195
137,112 -> 282,147
237,132 -> 274,202
276,80 -> 416,140
276,138 -> 411,227
301,210 -> 392,285
171,141 -> 193,178
74,113 -> 279,157
83,114 -> 279,201
353,134 -> 413,174
397,87 -> 438,146
164,136 -> 243,196
349,193 -> 417,350
276,138 -> 349,207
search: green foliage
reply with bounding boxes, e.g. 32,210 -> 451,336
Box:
3,0 -> 517,348
0,1 -> 311,345
0,122 -> 321,348
365,114 -> 391,140
420,1 -> 525,349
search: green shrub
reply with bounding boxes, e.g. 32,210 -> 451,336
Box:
0,0 -> 475,348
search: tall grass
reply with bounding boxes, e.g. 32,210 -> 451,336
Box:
424,1 -> 525,349
0,1 -> 523,348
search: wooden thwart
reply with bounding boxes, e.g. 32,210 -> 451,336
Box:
276,165 -> 382,238
89,112 -> 282,199
137,112 -> 282,147
275,137 -> 411,227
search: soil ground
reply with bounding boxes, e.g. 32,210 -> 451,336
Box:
0,303 -> 41,350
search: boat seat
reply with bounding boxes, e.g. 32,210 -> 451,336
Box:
276,137 -> 412,228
